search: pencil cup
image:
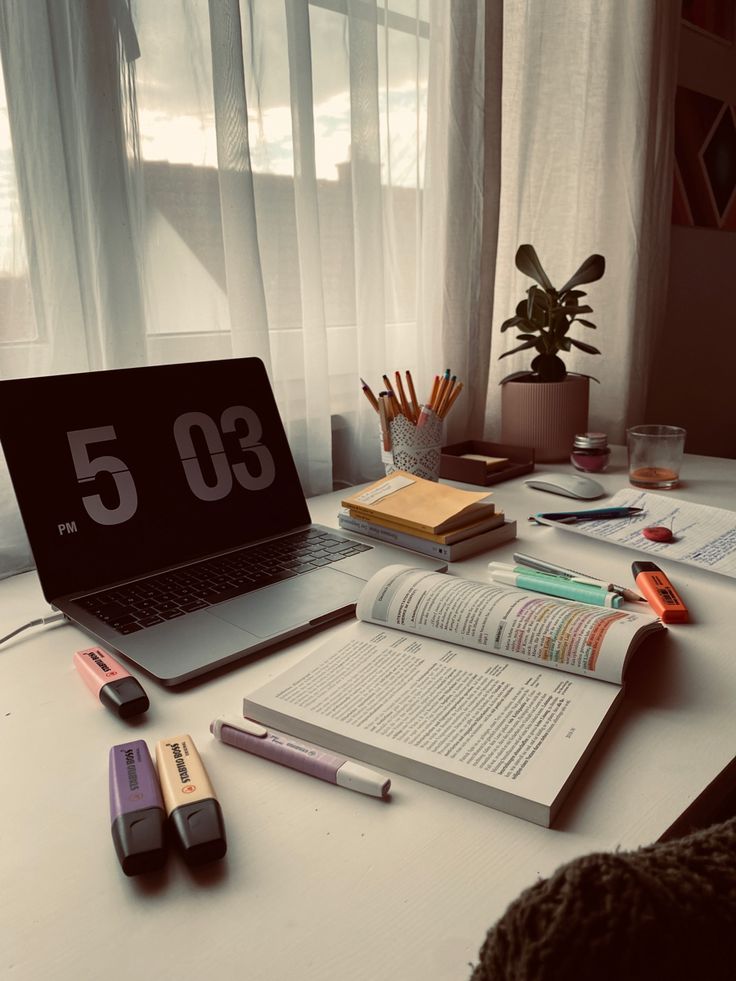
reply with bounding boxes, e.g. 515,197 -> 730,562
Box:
381,413 -> 443,482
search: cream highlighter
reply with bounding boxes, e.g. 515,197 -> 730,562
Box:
155,735 -> 227,866
73,647 -> 149,718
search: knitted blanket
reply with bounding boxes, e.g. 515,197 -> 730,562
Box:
471,817 -> 736,981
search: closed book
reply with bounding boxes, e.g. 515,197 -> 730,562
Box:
339,512 -> 517,560
341,470 -> 494,535
345,508 -> 505,544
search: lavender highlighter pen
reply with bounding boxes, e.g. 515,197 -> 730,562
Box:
211,717 -> 391,798
109,740 -> 167,876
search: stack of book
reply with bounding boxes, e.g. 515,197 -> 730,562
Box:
339,470 -> 516,560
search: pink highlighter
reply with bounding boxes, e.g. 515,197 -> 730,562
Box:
74,647 -> 149,718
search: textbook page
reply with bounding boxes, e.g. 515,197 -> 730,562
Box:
534,489 -> 736,578
244,618 -> 624,826
355,565 -> 663,685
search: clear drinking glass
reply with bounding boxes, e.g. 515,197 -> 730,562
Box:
626,425 -> 686,490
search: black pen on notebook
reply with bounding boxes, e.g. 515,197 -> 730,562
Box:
513,552 -> 645,603
530,506 -> 644,524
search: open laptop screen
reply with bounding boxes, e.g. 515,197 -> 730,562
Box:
0,358 -> 311,600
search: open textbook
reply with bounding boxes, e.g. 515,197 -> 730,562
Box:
244,566 -> 665,827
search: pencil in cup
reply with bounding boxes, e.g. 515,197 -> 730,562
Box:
359,370 -> 463,427
360,377 -> 379,413
394,371 -> 415,423
405,370 -> 420,422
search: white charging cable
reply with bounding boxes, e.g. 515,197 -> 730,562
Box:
0,612 -> 66,646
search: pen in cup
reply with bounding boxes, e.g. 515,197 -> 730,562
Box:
487,564 -> 623,608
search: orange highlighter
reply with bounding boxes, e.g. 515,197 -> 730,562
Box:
631,561 -> 689,623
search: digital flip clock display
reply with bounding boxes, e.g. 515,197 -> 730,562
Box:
60,406 -> 276,532
0,358 -> 306,600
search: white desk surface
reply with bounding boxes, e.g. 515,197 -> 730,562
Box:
2,448 -> 735,981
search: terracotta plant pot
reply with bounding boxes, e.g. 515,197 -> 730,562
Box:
500,374 -> 589,462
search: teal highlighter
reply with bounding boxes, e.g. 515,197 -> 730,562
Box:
487,567 -> 623,608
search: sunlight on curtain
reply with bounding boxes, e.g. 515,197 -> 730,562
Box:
0,54 -> 35,576
0,0 -> 488,577
0,58 -> 34,346
129,0 -> 437,493
485,1 -> 679,443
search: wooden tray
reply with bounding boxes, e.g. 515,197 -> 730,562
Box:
440,440 -> 535,486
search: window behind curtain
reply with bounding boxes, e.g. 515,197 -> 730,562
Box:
0,55 -> 34,347
131,0 -> 430,417
0,0 -> 487,580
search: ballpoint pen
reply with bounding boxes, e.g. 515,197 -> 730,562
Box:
487,566 -> 622,608
511,552 -> 645,603
530,506 -> 644,524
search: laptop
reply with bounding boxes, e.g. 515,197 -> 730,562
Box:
0,357 -> 445,685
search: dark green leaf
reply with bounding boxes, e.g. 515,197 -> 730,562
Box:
568,338 -> 601,355
528,285 -> 551,307
558,253 -> 605,293
515,244 -> 554,291
561,304 -> 593,315
500,315 -> 536,333
499,370 -> 535,384
575,319 -> 597,329
498,339 -> 539,359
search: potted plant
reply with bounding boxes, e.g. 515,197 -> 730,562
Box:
498,244 -> 606,461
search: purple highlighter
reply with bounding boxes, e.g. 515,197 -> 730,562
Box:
109,740 -> 166,876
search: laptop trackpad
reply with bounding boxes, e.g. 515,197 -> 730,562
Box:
210,568 -> 360,638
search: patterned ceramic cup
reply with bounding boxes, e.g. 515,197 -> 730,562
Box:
381,412 -> 443,481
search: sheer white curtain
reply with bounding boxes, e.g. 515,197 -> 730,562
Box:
0,0 -> 488,577
485,1 -> 680,442
0,1 -> 679,582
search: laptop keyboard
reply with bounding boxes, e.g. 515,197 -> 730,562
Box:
75,528 -> 373,635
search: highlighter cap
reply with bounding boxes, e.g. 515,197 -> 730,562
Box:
101,676 -> 149,718
170,799 -> 227,866
111,808 -> 166,876
632,561 -> 659,577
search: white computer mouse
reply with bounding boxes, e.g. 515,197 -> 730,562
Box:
524,473 -> 606,500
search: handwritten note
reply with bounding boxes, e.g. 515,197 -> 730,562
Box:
535,489 -> 736,578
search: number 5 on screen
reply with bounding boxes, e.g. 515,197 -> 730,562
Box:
67,426 -> 139,526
